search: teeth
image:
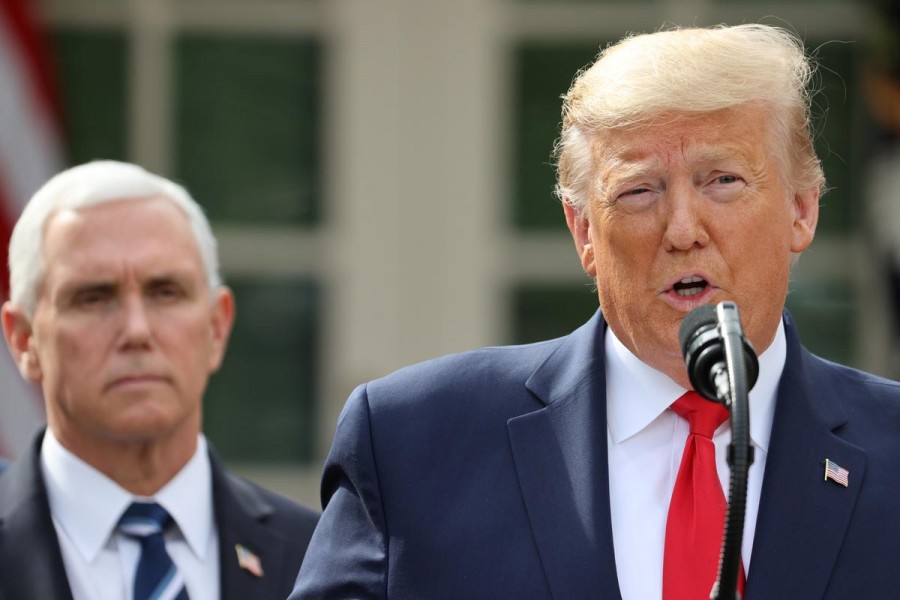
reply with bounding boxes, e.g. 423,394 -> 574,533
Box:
673,276 -> 707,297
676,287 -> 704,297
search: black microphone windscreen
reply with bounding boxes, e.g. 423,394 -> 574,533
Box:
679,304 -> 717,356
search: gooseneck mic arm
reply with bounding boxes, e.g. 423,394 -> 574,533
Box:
679,301 -> 759,600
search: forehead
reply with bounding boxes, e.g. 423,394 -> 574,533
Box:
592,106 -> 774,175
42,197 -> 204,283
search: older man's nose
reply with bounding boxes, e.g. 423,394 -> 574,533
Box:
663,186 -> 710,251
119,295 -> 153,348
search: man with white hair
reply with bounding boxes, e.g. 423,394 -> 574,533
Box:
293,24 -> 900,599
0,161 -> 319,600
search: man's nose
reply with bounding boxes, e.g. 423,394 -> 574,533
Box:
662,183 -> 710,251
119,294 -> 152,347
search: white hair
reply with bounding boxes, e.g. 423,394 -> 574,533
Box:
555,24 -> 826,214
9,160 -> 222,318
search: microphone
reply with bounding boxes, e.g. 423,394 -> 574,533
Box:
679,301 -> 758,600
679,302 -> 759,404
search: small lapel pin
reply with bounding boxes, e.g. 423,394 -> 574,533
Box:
824,458 -> 849,488
235,543 -> 265,578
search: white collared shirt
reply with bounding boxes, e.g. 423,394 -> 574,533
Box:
41,431 -> 220,600
606,320 -> 784,600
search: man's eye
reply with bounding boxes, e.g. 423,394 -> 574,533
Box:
613,186 -> 657,211
74,290 -> 110,307
616,187 -> 654,203
152,284 -> 184,300
714,175 -> 739,185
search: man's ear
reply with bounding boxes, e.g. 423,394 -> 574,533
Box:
1,302 -> 41,382
207,286 -> 235,373
563,201 -> 597,277
790,186 -> 820,253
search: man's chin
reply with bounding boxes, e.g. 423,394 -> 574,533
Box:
104,404 -> 195,442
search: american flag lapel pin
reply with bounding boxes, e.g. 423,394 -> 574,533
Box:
235,543 -> 265,578
824,458 -> 850,488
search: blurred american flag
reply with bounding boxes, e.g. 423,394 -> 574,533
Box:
0,0 -> 64,457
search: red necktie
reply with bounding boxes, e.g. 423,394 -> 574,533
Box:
663,391 -> 745,600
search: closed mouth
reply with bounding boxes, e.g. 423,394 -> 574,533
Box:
108,374 -> 166,389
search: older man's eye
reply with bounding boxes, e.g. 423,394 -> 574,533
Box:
615,187 -> 654,204
73,288 -> 112,308
706,173 -> 743,187
151,283 -> 185,302
703,173 -> 746,202
78,293 -> 101,305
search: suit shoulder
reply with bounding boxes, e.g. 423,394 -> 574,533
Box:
209,450 -> 320,554
366,337 -> 565,400
806,351 -> 900,416
220,469 -> 320,531
333,339 -> 566,440
807,352 -> 900,391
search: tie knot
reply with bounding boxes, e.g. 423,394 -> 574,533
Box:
670,391 -> 729,438
118,502 -> 172,538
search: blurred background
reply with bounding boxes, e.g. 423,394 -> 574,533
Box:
0,0 -> 897,507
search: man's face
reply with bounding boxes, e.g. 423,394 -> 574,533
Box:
565,105 -> 819,387
5,197 -> 233,454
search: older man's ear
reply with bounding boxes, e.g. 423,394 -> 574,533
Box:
790,187 -> 820,254
206,286 -> 236,374
1,303 -> 41,382
564,202 -> 597,277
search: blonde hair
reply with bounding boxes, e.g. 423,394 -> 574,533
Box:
555,24 -> 826,214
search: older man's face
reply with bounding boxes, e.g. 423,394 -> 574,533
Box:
566,105 -> 818,387
9,197 -> 233,456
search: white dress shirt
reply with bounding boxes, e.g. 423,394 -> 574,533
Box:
41,431 -> 220,600
606,320 -> 785,600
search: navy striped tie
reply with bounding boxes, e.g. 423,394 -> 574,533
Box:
118,502 -> 190,600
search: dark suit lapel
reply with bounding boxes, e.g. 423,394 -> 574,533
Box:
507,312 -> 622,600
746,316 -> 866,599
0,432 -> 74,600
210,451 -> 298,600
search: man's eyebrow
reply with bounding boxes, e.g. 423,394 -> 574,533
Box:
64,280 -> 117,293
55,281 -> 117,304
685,145 -> 757,167
599,157 -> 661,189
612,162 -> 658,180
143,273 -> 199,295
145,274 -> 180,284
144,271 -> 194,284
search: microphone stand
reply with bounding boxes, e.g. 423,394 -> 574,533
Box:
709,303 -> 754,600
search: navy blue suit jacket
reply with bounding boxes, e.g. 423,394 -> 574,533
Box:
0,431 -> 319,600
294,311 -> 900,599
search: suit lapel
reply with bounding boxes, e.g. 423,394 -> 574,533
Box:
508,312 -> 622,600
746,316 -> 866,599
210,451 -> 297,600
0,432 -> 74,600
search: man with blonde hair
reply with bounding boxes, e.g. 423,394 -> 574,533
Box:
0,160 -> 319,600
294,24 -> 900,599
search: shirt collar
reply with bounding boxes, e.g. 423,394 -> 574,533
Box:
605,317 -> 786,451
147,435 -> 214,560
41,431 -> 214,563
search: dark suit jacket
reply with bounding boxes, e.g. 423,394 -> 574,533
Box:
0,432 -> 319,600
293,310 -> 900,599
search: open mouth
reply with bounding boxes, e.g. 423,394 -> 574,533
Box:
672,276 -> 709,297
